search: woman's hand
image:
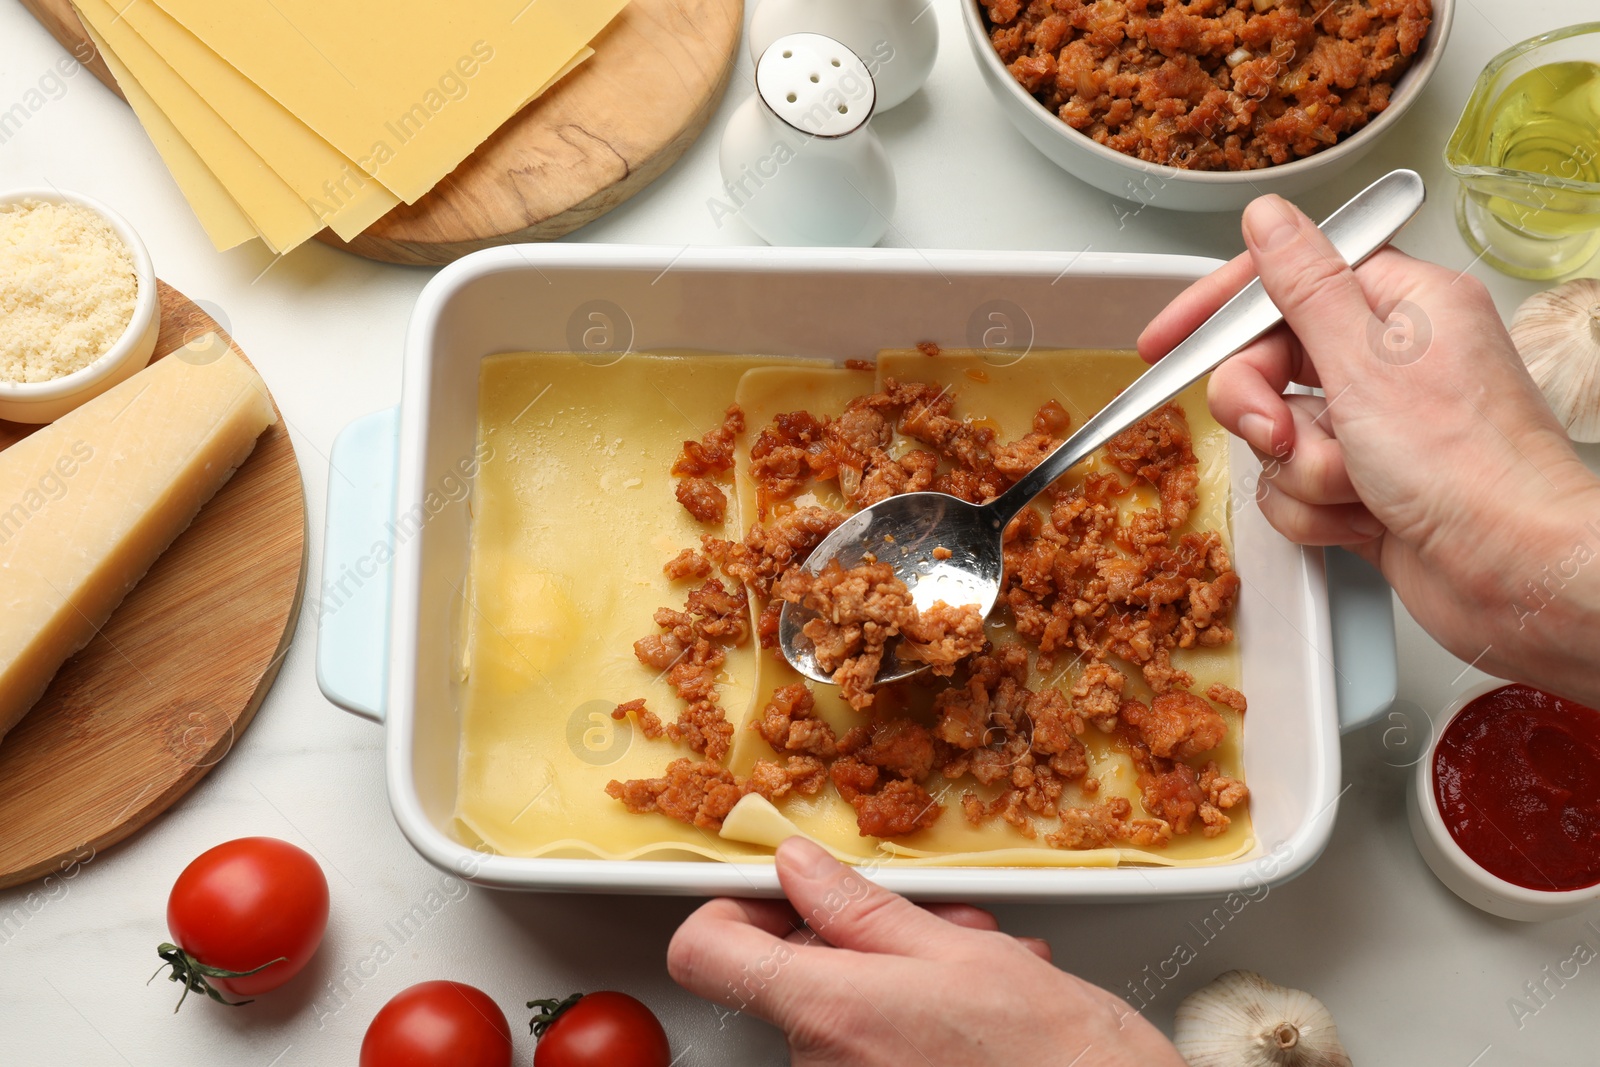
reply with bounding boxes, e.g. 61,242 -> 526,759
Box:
669,837 -> 1186,1067
1141,195 -> 1600,705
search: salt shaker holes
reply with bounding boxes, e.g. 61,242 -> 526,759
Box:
719,31 -> 896,246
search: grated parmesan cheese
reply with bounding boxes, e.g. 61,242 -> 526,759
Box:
0,199 -> 139,384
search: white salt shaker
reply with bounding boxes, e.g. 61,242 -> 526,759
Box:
749,0 -> 939,111
717,33 -> 896,247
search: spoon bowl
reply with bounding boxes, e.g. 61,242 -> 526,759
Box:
779,168 -> 1428,688
778,491 -> 1006,685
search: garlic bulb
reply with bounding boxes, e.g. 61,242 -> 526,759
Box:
1510,277 -> 1600,443
1173,970 -> 1352,1067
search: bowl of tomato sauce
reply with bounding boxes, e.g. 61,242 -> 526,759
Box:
1409,680 -> 1600,921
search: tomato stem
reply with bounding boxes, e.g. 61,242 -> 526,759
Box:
528,992 -> 585,1037
149,943 -> 287,1012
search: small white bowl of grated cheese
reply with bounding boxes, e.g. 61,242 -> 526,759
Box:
0,189 -> 159,424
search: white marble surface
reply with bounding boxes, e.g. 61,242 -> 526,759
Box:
2,1 -> 1598,1064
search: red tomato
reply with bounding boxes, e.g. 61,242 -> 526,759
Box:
531,992 -> 670,1067
361,981 -> 512,1067
164,837 -> 328,999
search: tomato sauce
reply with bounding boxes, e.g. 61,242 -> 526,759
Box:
1434,684 -> 1600,891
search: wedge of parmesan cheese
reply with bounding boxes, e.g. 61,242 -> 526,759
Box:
0,339 -> 277,742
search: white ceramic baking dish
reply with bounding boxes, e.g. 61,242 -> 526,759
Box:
317,245 -> 1397,901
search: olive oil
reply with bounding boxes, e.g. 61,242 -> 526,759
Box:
1473,60 -> 1600,237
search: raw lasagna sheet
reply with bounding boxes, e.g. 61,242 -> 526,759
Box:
97,0 -> 401,240
145,0 -> 629,202
455,351 -> 1252,867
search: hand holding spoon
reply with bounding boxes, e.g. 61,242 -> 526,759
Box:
779,169 -> 1427,686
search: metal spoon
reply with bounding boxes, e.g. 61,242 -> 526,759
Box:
779,168 -> 1426,686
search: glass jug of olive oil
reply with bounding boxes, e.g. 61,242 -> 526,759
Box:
1444,23 -> 1600,280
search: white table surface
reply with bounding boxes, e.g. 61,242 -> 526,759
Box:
4,1 -> 1598,1064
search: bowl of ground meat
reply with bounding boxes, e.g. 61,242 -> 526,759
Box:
966,0 -> 1451,211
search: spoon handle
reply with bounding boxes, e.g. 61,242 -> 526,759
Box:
983,168 -> 1427,528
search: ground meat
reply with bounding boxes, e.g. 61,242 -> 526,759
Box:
1206,682 -> 1248,714
1138,759 -> 1206,835
611,698 -> 665,739
995,406 -> 1239,690
1123,690 -> 1227,760
1047,798 -> 1129,850
746,396 -> 947,513
916,341 -> 941,357
607,754 -> 827,830
750,411 -> 837,512
663,548 -> 713,581
992,432 -> 1060,480
1072,662 -> 1127,732
828,402 -> 893,459
981,0 -> 1432,171
685,578 -> 751,645
1044,796 -> 1172,850
676,477 -> 728,523
851,779 -> 943,837
1034,399 -> 1071,436
755,599 -> 783,649
1027,686 -> 1084,756
933,678 -> 993,750
672,404 -> 745,477
928,642 -> 1094,840
1200,759 -> 1249,809
619,375 -> 1247,855
1197,759 -> 1250,837
847,448 -> 939,509
704,506 -> 845,599
632,579 -> 750,762
745,755 -> 829,802
776,560 -> 991,709
843,358 -> 875,371
775,559 -> 921,710
754,682 -> 840,758
858,719 -> 937,781
901,601 -> 988,676
1105,404 -> 1200,529
607,758 -> 745,829
829,756 -> 880,803
663,642 -> 735,761
897,389 -> 996,472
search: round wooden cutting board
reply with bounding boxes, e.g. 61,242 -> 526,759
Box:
19,0 -> 744,266
0,283 -> 306,890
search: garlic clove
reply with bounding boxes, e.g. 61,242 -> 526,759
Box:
1173,970 -> 1352,1067
1510,277 -> 1600,444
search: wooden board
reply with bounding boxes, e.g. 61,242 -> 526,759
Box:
19,0 -> 743,266
0,283 -> 306,889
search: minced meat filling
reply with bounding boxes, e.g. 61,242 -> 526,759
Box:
672,405 -> 744,523
609,374 -> 1249,845
774,560 -> 988,711
980,0 -> 1432,171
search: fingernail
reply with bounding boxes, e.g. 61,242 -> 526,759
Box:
1351,513 -> 1386,540
778,835 -> 834,879
1238,412 -> 1274,453
1244,196 -> 1301,251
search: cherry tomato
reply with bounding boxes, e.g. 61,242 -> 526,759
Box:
158,837 -> 328,1007
530,992 -> 670,1067
361,981 -> 512,1067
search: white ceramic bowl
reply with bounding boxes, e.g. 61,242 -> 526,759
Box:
316,244 -> 1401,900
0,189 -> 159,424
1409,678 -> 1600,921
960,0 -> 1455,212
